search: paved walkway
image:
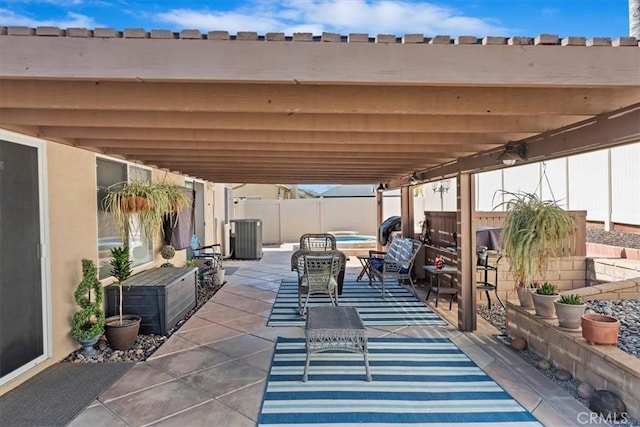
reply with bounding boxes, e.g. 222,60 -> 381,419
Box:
70,247 -> 592,426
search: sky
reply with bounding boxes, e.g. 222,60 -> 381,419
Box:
0,0 -> 632,39
0,0 -> 632,193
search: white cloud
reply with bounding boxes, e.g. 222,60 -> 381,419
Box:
0,8 -> 98,28
154,0 -> 511,36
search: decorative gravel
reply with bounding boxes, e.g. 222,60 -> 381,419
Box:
587,226 -> 640,249
64,282 -> 223,364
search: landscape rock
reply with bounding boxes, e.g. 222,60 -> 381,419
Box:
511,337 -> 527,351
537,359 -> 551,371
577,382 -> 595,399
589,390 -> 627,420
555,369 -> 572,381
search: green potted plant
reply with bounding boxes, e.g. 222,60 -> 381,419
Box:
102,180 -> 189,244
554,293 -> 586,330
497,191 -> 575,308
104,246 -> 141,350
160,244 -> 176,267
71,259 -> 105,356
531,282 -> 559,318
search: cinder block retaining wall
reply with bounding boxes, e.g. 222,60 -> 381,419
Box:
481,255 -> 587,305
506,278 -> 640,420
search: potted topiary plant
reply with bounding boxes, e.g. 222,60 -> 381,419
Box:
104,246 -> 141,350
71,259 -> 105,356
497,191 -> 575,308
160,244 -> 176,267
554,293 -> 586,330
531,282 -> 559,318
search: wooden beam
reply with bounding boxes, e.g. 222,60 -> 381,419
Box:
0,109 -> 585,133
421,104 -> 640,181
39,127 -> 524,146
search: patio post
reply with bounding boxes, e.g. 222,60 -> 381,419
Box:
457,173 -> 477,331
376,188 -> 383,251
400,186 -> 414,238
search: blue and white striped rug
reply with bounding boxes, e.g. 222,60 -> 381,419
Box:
268,279 -> 447,327
258,337 -> 543,426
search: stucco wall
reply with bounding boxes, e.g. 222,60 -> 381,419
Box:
1,139 -> 214,395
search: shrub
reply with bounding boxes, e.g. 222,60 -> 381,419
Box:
71,259 -> 105,340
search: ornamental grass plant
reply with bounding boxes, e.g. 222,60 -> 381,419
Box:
496,191 -> 576,289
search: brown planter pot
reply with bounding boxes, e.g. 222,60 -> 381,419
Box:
554,301 -> 586,330
105,315 -> 141,350
581,314 -> 620,345
516,287 -> 534,309
531,292 -> 558,319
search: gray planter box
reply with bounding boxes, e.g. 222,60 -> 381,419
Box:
106,267 -> 198,335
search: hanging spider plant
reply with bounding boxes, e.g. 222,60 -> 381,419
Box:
495,191 -> 576,289
102,180 -> 190,244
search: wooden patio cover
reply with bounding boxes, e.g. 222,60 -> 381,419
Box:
0,28 -> 639,187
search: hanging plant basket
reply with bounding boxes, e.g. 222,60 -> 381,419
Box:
103,180 -> 189,243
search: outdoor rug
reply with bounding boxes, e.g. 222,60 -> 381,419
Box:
268,278 -> 447,327
258,337 -> 543,426
0,362 -> 134,426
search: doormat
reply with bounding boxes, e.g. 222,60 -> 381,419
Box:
0,362 -> 134,426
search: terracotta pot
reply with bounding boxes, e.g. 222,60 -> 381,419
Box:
531,292 -> 558,319
582,314 -> 619,345
554,301 -> 586,330
516,287 -> 534,309
105,315 -> 141,350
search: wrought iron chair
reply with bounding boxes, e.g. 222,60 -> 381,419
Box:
296,251 -> 341,317
190,234 -> 223,286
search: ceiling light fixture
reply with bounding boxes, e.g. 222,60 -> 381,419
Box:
409,171 -> 421,185
498,142 -> 528,166
376,182 -> 386,192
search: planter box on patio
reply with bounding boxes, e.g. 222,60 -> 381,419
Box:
106,267 -> 198,335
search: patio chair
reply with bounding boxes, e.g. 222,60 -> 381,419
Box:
296,251 -> 341,316
190,234 -> 223,285
368,237 -> 422,297
299,233 -> 337,251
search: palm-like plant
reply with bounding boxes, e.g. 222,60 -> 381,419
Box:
496,191 -> 575,289
109,246 -> 132,325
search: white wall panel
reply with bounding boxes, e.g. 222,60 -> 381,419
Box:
322,198 -> 377,235
539,158 -> 568,209
238,199 -> 281,244
475,170 -> 503,211
568,150 -> 608,222
611,144 -> 640,225
281,199 -> 322,243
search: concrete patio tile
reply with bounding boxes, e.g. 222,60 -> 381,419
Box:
218,380 -> 267,422
206,334 -> 273,359
238,347 -> 275,372
481,360 -> 543,412
181,359 -> 266,398
147,346 -> 232,377
104,380 -> 212,426
194,304 -> 256,323
531,398 -> 587,427
68,403 -> 128,427
147,334 -> 199,359
218,314 -> 268,332
149,400 -> 254,427
177,315 -> 217,332
99,363 -> 175,401
176,323 -> 244,345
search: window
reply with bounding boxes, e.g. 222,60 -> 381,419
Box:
96,158 -> 153,279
